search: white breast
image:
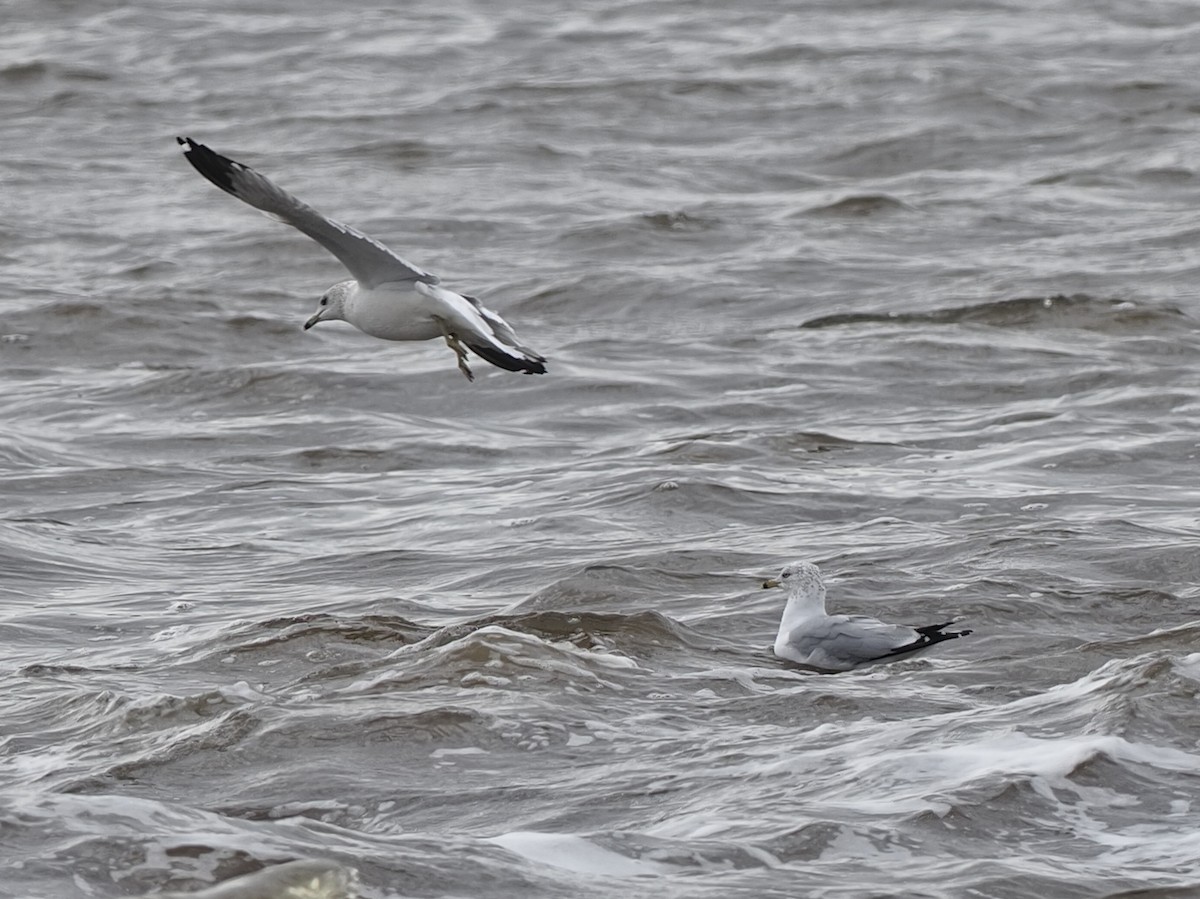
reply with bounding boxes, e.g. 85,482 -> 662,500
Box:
346,282 -> 444,341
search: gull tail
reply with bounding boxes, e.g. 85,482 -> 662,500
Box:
874,620 -> 972,662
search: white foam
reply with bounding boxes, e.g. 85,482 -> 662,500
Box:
487,831 -> 666,876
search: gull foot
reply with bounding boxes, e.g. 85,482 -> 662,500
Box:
434,316 -> 475,382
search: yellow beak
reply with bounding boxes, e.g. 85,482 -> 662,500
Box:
762,578 -> 780,589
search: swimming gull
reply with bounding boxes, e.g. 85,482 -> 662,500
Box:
134,858 -> 358,898
177,137 -> 547,381
762,561 -> 971,671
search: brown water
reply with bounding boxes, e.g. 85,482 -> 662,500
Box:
3,1 -> 1200,897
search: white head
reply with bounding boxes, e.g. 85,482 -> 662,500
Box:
303,280 -> 356,330
762,560 -> 827,620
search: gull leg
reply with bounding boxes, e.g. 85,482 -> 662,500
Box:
433,316 -> 474,382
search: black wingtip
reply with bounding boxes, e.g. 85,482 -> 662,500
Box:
872,620 -> 972,663
466,342 -> 548,376
914,621 -> 972,640
176,137 -> 240,196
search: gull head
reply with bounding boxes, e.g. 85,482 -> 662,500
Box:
304,280 -> 355,330
763,560 -> 828,620
762,560 -> 824,594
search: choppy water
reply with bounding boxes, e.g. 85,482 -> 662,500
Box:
3,1 -> 1200,897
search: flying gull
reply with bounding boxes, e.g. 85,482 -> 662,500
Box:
762,561 -> 971,671
177,137 -> 547,381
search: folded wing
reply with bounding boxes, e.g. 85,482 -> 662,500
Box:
783,616 -> 970,671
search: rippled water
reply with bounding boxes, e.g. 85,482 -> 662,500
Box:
3,1 -> 1200,897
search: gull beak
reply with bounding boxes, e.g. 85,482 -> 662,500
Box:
762,578 -> 780,589
303,310 -> 323,330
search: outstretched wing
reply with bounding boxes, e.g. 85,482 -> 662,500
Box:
415,282 -> 547,375
177,137 -> 437,289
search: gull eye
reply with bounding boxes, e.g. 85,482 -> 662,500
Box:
320,297 -> 329,306
781,571 -> 791,579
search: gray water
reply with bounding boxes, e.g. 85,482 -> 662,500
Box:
3,1 -> 1200,897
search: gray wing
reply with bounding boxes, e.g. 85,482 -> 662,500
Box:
783,615 -> 922,670
177,137 -> 438,289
